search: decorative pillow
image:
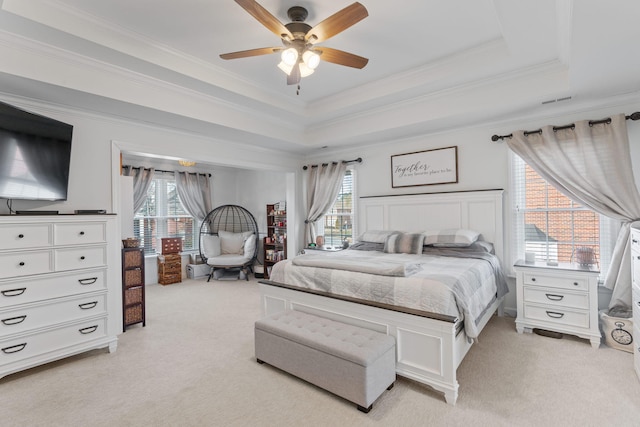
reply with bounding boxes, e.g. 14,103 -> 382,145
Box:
357,230 -> 400,244
383,232 -> 425,255
423,229 -> 480,247
202,235 -> 221,258
219,230 -> 253,255
243,234 -> 257,259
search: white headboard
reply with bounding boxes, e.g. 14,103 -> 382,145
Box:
358,190 -> 505,262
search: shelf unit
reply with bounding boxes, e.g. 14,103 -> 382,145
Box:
122,247 -> 145,331
264,203 -> 287,279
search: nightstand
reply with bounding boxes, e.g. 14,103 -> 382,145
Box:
514,260 -> 600,348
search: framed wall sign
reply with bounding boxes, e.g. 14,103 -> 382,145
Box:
391,146 -> 458,188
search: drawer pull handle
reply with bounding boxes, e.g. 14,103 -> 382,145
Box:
1,288 -> 26,297
1,315 -> 27,325
80,256 -> 86,260
79,231 -> 85,236
545,294 -> 564,301
78,301 -> 98,310
531,277 -> 536,282
18,261 -> 25,266
573,282 -> 579,286
1,343 -> 27,354
79,325 -> 98,334
18,234 -> 24,238
634,239 -> 639,244
546,311 -> 565,319
78,277 -> 98,285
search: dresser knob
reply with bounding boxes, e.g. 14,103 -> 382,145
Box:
18,234 -> 24,238
531,277 -> 536,282
79,231 -> 85,236
573,282 -> 579,286
18,261 -> 25,266
80,256 -> 85,260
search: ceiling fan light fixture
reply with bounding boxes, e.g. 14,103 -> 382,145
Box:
277,61 -> 294,75
281,47 -> 298,66
302,50 -> 320,69
298,62 -> 315,78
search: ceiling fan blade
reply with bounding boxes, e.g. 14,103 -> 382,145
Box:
287,64 -> 301,86
220,47 -> 282,60
315,47 -> 368,69
234,0 -> 293,40
305,2 -> 368,44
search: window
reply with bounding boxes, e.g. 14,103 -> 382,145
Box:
133,174 -> 198,254
511,153 -> 613,276
318,169 -> 355,247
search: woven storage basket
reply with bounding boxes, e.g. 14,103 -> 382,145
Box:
122,238 -> 140,248
124,269 -> 142,287
124,249 -> 143,268
158,273 -> 181,285
125,305 -> 143,324
124,287 -> 143,305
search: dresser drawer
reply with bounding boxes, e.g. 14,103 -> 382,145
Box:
0,250 -> 53,279
523,304 -> 590,329
0,269 -> 107,308
0,224 -> 52,250
523,272 -> 588,291
631,229 -> 640,252
0,317 -> 107,366
523,287 -> 589,310
0,293 -> 106,336
53,222 -> 106,246
54,246 -> 106,271
632,252 -> 640,285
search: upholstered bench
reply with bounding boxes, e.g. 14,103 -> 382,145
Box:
255,310 -> 396,413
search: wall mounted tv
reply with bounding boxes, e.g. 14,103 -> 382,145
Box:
0,101 -> 73,201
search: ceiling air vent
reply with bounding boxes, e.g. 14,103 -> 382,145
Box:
542,96 -> 572,105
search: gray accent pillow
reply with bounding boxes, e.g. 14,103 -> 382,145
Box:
357,230 -> 400,244
383,232 -> 425,255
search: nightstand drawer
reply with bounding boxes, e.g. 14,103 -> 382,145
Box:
633,286 -> 640,327
523,272 -> 588,291
633,252 -> 640,284
523,287 -> 589,310
524,304 -> 590,328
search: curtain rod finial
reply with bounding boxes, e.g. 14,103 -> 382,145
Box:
627,112 -> 640,121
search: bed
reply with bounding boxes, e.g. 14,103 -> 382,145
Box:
258,190 -> 506,405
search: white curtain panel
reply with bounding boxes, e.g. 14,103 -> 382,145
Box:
304,162 -> 347,245
122,166 -> 155,213
507,113 -> 640,310
175,171 -> 212,221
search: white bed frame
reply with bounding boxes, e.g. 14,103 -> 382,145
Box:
259,190 -> 504,405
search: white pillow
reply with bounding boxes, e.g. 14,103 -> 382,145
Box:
423,229 -> 480,247
219,230 -> 252,255
356,230 -> 400,244
243,234 -> 257,259
202,235 -> 221,258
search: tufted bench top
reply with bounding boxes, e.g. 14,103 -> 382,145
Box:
255,310 -> 395,367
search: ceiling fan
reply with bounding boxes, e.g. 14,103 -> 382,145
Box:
220,0 -> 369,87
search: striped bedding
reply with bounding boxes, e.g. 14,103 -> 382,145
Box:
269,249 -> 508,339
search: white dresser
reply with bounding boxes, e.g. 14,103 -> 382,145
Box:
514,260 -> 600,348
631,226 -> 640,380
0,215 -> 120,379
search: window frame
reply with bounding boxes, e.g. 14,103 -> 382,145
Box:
133,173 -> 199,255
317,167 -> 356,247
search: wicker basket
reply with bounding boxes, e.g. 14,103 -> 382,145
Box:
122,238 -> 140,248
123,250 -> 143,268
125,305 -> 143,324
124,287 -> 143,305
124,269 -> 143,287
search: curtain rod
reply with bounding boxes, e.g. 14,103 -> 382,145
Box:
302,157 -> 362,170
122,165 -> 211,177
490,111 -> 640,142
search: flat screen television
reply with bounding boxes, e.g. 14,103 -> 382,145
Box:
0,101 -> 73,201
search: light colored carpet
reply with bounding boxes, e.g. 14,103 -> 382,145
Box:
2,277 -> 639,427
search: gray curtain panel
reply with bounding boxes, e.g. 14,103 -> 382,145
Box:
122,166 -> 155,213
175,171 -> 212,221
304,162 -> 347,245
507,113 -> 640,310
